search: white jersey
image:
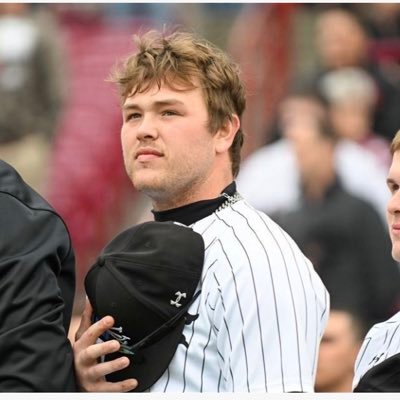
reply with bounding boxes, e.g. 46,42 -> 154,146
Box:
353,311 -> 400,389
148,196 -> 329,392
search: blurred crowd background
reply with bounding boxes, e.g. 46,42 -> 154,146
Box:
2,3 -> 400,392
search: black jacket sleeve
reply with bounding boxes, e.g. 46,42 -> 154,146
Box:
0,160 -> 77,391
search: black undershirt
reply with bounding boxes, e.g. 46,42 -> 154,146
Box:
152,181 -> 236,226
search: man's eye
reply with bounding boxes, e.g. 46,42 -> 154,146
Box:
390,184 -> 399,194
162,110 -> 178,116
321,336 -> 335,344
126,113 -> 141,121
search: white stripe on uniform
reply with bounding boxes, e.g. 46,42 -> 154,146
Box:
149,198 -> 329,392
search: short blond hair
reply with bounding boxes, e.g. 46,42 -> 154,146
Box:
110,30 -> 246,177
391,130 -> 400,154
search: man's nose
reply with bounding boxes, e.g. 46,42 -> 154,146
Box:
136,114 -> 158,140
388,191 -> 400,215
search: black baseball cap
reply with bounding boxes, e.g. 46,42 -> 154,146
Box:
354,352 -> 400,392
84,221 -> 204,392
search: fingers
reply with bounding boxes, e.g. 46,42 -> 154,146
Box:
73,310 -> 139,392
85,377 -> 138,393
83,339 -> 120,363
75,314 -> 115,351
100,378 -> 138,393
75,299 -> 93,342
74,343 -> 138,392
89,355 -> 130,380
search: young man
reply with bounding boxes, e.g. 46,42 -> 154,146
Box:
352,129 -> 400,391
73,30 -> 329,392
0,160 -> 76,391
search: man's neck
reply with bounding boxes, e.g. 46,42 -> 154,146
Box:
302,168 -> 336,202
152,172 -> 234,212
152,181 -> 237,226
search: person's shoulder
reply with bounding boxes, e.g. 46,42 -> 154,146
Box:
360,312 -> 400,359
216,199 -> 305,256
216,197 -> 272,229
370,312 -> 400,337
0,160 -> 72,259
336,139 -> 386,170
0,160 -> 52,210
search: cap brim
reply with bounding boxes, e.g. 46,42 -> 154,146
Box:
105,317 -> 186,392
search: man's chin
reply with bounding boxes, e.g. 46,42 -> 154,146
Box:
131,172 -> 161,191
392,248 -> 400,263
391,240 -> 400,262
133,179 -> 166,197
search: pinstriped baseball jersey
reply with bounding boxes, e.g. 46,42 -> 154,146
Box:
149,194 -> 329,392
353,311 -> 400,389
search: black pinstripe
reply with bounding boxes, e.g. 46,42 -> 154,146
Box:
215,234 -> 251,391
217,371 -> 222,392
355,337 -> 372,371
217,205 -> 283,390
256,211 -> 302,391
384,323 -> 400,360
200,322 -> 214,391
220,207 -> 273,390
163,368 -> 170,392
215,280 -> 235,391
200,219 -> 216,236
276,225 -> 309,339
181,294 -> 203,392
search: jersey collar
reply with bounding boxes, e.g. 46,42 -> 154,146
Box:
152,181 -> 236,226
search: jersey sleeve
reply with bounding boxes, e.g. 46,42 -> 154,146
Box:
206,212 -> 329,392
0,193 -> 77,391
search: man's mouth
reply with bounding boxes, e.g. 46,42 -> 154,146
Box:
135,148 -> 163,161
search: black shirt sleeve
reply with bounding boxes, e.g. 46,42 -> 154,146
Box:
0,170 -> 77,391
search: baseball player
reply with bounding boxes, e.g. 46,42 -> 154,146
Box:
73,29 -> 329,392
353,129 -> 400,391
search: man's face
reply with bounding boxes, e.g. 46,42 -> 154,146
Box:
315,310 -> 361,392
120,82 -> 219,210
278,96 -> 325,134
329,102 -> 370,142
315,11 -> 367,68
286,122 -> 334,189
386,151 -> 400,261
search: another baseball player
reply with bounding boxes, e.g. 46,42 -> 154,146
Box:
353,129 -> 400,391
73,29 -> 329,392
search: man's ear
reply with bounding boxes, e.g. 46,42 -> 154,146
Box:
214,114 -> 240,154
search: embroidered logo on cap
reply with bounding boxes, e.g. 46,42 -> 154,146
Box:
106,326 -> 134,355
170,291 -> 186,308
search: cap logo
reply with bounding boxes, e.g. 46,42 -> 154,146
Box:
170,291 -> 186,308
106,326 -> 134,355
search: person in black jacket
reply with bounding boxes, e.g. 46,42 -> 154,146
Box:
0,159 -> 76,391
272,118 -> 400,329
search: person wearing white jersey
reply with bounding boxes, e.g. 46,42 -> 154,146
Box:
72,29 -> 329,393
353,129 -> 400,392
